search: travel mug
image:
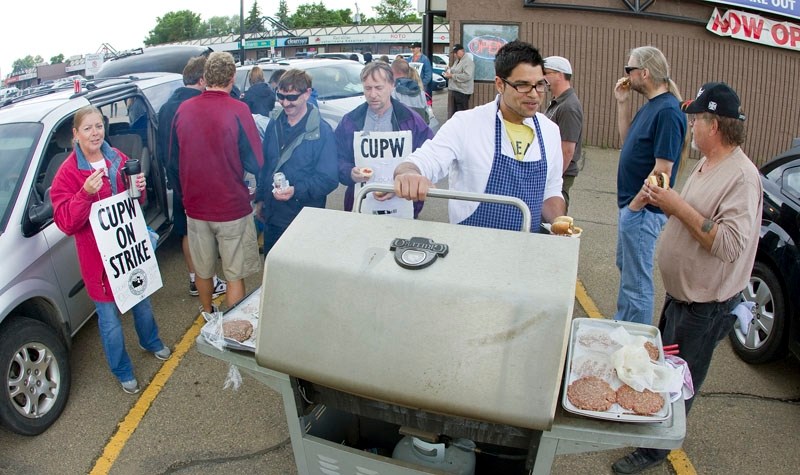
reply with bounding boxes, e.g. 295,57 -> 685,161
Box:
123,159 -> 141,198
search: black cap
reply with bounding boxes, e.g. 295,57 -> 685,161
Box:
453,44 -> 464,52
681,82 -> 746,121
409,41 -> 421,48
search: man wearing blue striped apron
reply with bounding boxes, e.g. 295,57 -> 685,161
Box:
393,41 -> 566,231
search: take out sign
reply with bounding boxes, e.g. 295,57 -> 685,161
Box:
707,8 -> 800,51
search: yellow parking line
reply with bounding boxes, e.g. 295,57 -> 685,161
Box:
575,279 -> 604,318
669,449 -> 698,474
89,305 -> 214,474
573,279 -> 697,475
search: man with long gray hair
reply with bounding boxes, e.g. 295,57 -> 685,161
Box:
613,82 -> 759,474
612,46 -> 687,326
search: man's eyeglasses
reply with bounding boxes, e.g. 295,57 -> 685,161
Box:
624,66 -> 642,75
501,77 -> 549,94
277,92 -> 303,102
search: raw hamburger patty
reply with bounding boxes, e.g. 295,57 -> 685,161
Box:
644,341 -> 659,361
572,352 -> 616,380
616,384 -> 664,415
223,320 -> 253,342
567,376 -> 616,411
577,331 -> 618,352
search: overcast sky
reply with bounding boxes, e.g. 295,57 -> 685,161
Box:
0,0 -> 386,78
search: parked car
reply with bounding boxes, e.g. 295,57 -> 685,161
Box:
0,72 -> 182,435
397,53 -> 447,91
235,58 -> 367,129
431,53 -> 450,85
313,52 -> 365,63
730,138 -> 800,364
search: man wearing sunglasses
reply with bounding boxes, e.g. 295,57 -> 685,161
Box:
612,46 -> 687,326
255,69 -> 338,256
393,40 -> 566,232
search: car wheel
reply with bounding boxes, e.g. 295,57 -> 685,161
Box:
0,317 -> 71,435
729,261 -> 789,364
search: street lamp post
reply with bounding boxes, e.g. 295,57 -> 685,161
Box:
240,0 -> 246,64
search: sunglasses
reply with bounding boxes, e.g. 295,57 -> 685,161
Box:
276,92 -> 303,102
624,66 -> 643,75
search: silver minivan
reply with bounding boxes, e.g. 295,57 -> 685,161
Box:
0,73 -> 181,435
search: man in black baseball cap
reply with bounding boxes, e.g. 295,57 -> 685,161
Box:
681,81 -> 746,121
409,41 -> 433,105
613,80 -> 760,475
444,43 -> 474,114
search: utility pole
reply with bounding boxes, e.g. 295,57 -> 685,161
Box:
239,0 -> 246,64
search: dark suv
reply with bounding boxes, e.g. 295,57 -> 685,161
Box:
730,138 -> 800,364
0,72 -> 182,435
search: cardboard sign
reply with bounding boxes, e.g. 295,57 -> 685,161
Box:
353,130 -> 414,219
89,193 -> 162,313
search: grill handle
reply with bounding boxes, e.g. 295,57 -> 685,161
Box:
353,183 -> 532,232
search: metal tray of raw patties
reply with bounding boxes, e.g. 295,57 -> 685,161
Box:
562,318 -> 672,423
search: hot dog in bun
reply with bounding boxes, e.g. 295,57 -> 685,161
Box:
647,172 -> 670,190
551,216 -> 582,236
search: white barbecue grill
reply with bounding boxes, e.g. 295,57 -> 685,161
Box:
196,187 -> 685,474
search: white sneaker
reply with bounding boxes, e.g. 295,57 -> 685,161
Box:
121,378 -> 140,394
212,277 -> 227,298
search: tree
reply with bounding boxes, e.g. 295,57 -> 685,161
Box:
144,10 -> 204,46
276,0 -> 291,27
245,1 -> 265,33
50,54 -> 65,65
374,0 -> 418,24
206,16 -> 236,37
289,3 -> 353,28
12,55 -> 42,72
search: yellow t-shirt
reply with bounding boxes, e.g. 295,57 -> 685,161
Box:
504,120 -> 534,161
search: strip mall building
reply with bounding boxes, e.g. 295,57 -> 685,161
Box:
441,0 -> 799,164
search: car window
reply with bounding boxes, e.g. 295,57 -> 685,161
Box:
0,122 -> 41,233
782,165 -> 800,202
141,78 -> 183,114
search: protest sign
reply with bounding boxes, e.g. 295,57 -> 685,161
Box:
353,130 -> 414,218
89,193 -> 162,313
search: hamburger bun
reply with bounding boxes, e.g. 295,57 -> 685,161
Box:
373,191 -> 389,198
647,172 -> 670,189
620,77 -> 631,89
551,216 -> 576,235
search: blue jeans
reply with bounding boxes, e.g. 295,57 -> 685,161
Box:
614,206 -> 667,324
94,299 -> 164,382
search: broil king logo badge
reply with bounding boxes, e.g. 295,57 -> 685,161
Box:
128,268 -> 148,296
390,237 -> 448,269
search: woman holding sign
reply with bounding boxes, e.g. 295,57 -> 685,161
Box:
50,106 -> 170,395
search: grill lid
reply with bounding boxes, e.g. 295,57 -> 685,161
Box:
254,208 -> 579,430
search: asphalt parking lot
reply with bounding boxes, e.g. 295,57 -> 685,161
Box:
1,90 -> 798,475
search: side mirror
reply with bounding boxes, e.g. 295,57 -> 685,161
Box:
28,187 -> 54,225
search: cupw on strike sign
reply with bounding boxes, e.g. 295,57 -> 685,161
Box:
89,193 -> 162,313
